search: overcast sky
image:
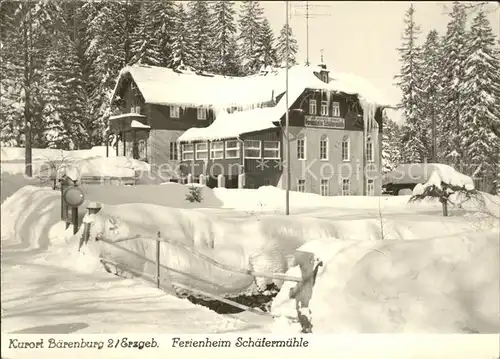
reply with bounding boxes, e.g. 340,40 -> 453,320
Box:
260,1 -> 500,109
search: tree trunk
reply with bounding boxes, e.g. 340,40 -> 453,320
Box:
441,198 -> 448,217
24,4 -> 32,178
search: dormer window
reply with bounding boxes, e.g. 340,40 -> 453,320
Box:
197,107 -> 207,120
322,73 -> 328,83
170,106 -> 180,119
309,99 -> 317,115
331,102 -> 340,117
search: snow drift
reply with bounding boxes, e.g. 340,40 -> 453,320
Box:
272,234 -> 500,333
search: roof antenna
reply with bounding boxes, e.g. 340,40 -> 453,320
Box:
320,49 -> 324,64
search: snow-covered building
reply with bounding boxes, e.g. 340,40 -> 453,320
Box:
109,64 -> 393,195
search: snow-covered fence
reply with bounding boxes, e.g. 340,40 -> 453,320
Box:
80,203 -> 322,332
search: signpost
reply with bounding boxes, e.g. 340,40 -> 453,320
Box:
60,168 -> 85,235
304,116 -> 345,129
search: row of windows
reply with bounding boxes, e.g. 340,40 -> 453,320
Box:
309,100 -> 340,117
297,135 -> 374,162
297,178 -> 375,196
171,140 -> 280,161
170,100 -> 339,120
170,106 -> 207,120
171,136 -> 375,162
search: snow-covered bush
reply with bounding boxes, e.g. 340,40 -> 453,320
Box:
409,170 -> 478,217
186,185 -> 203,203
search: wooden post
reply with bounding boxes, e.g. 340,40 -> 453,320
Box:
441,197 -> 448,217
72,207 -> 79,235
156,233 -> 161,289
289,251 -> 323,334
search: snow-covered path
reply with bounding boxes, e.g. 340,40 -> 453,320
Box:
1,242 -> 272,334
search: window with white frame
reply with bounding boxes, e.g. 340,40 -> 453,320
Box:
321,100 -> 328,116
169,142 -> 178,160
170,105 -> 180,118
309,99 -> 317,115
331,102 -> 340,117
210,141 -> 224,159
320,179 -> 329,196
366,136 -> 374,162
197,107 -> 207,120
297,179 -> 306,193
341,136 -> 350,161
367,179 -> 375,196
297,134 -> 306,160
263,141 -> 280,159
319,135 -> 328,160
342,178 -> 350,196
195,142 -> 208,160
225,140 -> 240,159
244,140 -> 261,159
181,143 -> 194,160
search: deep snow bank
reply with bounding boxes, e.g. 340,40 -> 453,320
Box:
1,186 -> 61,250
272,234 -> 500,333
82,182 -> 223,209
79,203 -> 324,297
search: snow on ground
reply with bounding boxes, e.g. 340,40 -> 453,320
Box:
2,181 -> 499,334
1,146 -> 151,203
271,233 -> 499,334
0,146 -> 116,175
1,224 -> 268,334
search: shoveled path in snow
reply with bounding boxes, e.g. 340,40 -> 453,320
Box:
1,242 -> 273,334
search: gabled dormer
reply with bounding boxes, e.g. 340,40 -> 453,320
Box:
315,63 -> 330,84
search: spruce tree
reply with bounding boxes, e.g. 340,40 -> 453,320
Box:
255,18 -> 277,70
130,0 -> 176,67
381,111 -> 403,173
394,4 -> 426,163
170,3 -> 196,70
210,1 -> 240,76
187,1 -> 213,73
0,1 -> 52,174
87,0 -> 141,92
238,1 -> 264,75
420,29 -> 442,162
460,10 -> 500,181
275,23 -> 298,67
439,2 -> 468,169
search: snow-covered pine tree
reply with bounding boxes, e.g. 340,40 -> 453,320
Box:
43,1 -> 93,150
130,0 -> 176,67
275,23 -> 298,67
419,29 -> 443,163
255,18 -> 277,70
209,1 -> 240,76
0,1 -> 52,174
0,1 -> 23,146
86,0 -> 141,149
186,1 -> 213,73
439,2 -> 468,169
238,1 -> 264,75
381,111 -> 403,173
170,2 -> 196,70
394,4 -> 426,163
460,10 -> 500,186
87,0 -> 141,93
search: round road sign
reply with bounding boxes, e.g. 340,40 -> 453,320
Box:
63,186 -> 85,207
